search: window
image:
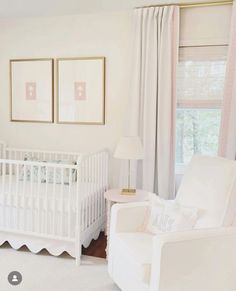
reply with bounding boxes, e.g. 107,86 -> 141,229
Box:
176,46 -> 227,167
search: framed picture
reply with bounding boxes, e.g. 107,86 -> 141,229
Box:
10,58 -> 54,123
57,57 -> 105,125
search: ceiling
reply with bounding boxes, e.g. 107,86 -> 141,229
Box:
0,0 -> 225,18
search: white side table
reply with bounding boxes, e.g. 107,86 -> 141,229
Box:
104,189 -> 150,257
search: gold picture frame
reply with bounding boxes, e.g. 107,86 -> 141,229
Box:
10,58 -> 54,123
56,57 -> 106,125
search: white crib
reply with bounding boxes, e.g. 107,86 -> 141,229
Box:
0,142 -> 109,264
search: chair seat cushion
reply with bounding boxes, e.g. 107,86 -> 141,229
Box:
115,232 -> 154,284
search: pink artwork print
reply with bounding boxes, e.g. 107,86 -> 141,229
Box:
74,82 -> 87,100
25,82 -> 37,100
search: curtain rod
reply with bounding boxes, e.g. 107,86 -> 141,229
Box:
135,0 -> 233,9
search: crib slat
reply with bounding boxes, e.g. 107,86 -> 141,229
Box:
53,166 -> 57,236
100,154 -> 103,218
84,158 -> 90,232
93,156 -> 96,224
45,167 -> 49,234
15,163 -> 20,230
37,165 -> 42,234
30,164 -> 34,232
95,155 -> 99,222
99,154 -> 103,218
89,157 -> 92,227
81,159 -> 85,232
75,161 -> 81,262
68,168 -> 72,238
91,156 -> 95,226
104,152 -> 107,215
88,157 -> 92,227
22,162 -> 27,231
60,168 -> 64,236
9,163 -> 13,229
91,156 -> 94,226
2,162 -> 6,228
101,154 -> 104,218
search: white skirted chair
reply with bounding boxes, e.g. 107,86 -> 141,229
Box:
108,156 -> 236,291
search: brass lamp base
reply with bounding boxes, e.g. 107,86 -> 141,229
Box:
121,188 -> 136,196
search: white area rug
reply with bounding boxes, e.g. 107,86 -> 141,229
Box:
0,244 -> 120,291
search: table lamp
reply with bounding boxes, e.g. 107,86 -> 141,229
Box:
114,136 -> 144,195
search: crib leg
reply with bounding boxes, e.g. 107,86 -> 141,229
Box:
75,228 -> 81,266
76,254 -> 81,266
75,245 -> 81,266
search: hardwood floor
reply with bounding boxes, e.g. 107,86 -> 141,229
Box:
82,232 -> 107,259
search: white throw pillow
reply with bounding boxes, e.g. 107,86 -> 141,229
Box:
145,195 -> 198,234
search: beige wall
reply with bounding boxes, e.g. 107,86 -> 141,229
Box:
0,11 -> 133,186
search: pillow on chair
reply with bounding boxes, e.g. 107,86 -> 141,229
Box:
144,195 -> 198,234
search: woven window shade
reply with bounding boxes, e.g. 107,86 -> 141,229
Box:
177,47 -> 227,107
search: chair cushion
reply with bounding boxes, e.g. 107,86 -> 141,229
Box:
115,232 -> 154,284
176,155 -> 236,228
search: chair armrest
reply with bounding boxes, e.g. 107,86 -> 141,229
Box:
150,227 -> 236,291
154,226 -> 236,244
110,202 -> 149,234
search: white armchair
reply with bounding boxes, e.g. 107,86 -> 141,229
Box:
108,156 -> 236,291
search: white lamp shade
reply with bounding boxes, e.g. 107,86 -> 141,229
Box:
114,136 -> 144,160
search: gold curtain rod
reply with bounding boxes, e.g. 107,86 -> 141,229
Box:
135,0 -> 233,9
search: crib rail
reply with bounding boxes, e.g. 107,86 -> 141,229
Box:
5,146 -> 82,163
